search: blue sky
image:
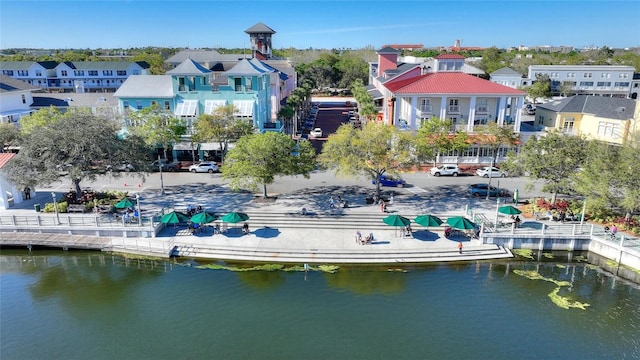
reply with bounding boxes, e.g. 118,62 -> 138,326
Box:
1,0 -> 638,50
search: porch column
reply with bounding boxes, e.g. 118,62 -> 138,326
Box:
514,97 -> 523,133
410,96 -> 418,131
440,97 -> 447,120
497,97 -> 506,126
467,96 -> 476,132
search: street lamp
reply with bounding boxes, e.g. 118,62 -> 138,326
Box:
158,154 -> 165,195
135,193 -> 141,226
51,192 -> 60,225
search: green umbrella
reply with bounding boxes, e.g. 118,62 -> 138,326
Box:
114,198 -> 134,209
446,216 -> 476,230
382,214 -> 411,227
414,214 -> 443,227
190,211 -> 217,224
221,212 -> 250,223
383,214 -> 411,237
160,211 -> 189,224
498,205 -> 522,215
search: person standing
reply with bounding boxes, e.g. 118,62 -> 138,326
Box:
457,242 -> 463,254
24,187 -> 31,200
611,224 -> 618,239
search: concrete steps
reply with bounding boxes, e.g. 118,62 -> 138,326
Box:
173,243 -> 513,264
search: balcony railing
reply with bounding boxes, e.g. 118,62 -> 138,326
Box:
476,106 -> 488,113
448,106 -> 460,113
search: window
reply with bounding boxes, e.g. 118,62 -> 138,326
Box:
614,82 -> 630,87
123,100 -> 130,109
178,77 -> 186,91
150,100 -> 157,106
164,101 -> 170,110
619,73 -> 629,78
61,70 -> 68,76
579,81 -> 594,87
448,99 -> 459,112
17,70 -> 28,76
35,70 -> 42,76
583,72 -> 592,78
132,70 -> 140,75
245,77 -> 252,91
567,72 -> 575,78
597,82 -> 611,87
234,78 -> 242,92
597,121 -> 621,138
419,98 -> 431,112
117,70 -> 127,76
74,70 -> 84,76
563,81 -> 577,86
2,70 -> 14,76
476,99 -> 488,113
88,70 -> 98,76
562,118 -> 574,133
103,70 -> 113,76
21,94 -> 26,104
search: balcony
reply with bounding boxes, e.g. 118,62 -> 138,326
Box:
418,106 -> 432,116
448,106 -> 460,113
476,106 -> 488,113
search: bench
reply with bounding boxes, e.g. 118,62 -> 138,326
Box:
534,212 -> 551,221
67,204 -> 86,213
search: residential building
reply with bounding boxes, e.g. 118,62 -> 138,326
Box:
0,153 -> 23,210
490,67 -> 529,89
631,73 -> 640,100
370,48 -> 527,165
0,74 -> 39,124
527,65 -> 635,98
535,95 -> 639,145
0,60 -> 150,93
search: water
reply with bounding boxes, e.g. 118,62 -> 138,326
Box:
1,250 -> 638,360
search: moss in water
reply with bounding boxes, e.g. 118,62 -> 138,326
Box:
548,287 -> 590,310
605,259 -> 619,268
387,268 -> 408,273
556,264 -> 566,269
542,253 -> 554,259
196,263 -> 340,273
513,270 -> 588,310
512,249 -> 535,260
574,255 -> 588,262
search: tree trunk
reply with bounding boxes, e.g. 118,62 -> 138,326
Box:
262,183 -> 268,198
73,178 -> 82,200
551,191 -> 558,205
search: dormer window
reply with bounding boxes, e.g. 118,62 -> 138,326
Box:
235,78 -> 242,92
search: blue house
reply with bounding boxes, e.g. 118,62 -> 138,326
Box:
114,56 -> 285,162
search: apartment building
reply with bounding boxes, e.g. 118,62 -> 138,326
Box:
527,65 -> 635,98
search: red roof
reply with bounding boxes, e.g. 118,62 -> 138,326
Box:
384,72 -> 526,95
0,153 -> 16,169
435,53 -> 465,59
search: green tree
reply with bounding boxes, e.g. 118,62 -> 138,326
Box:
3,110 -> 150,199
277,105 -> 295,135
222,132 -> 316,198
476,122 -> 520,165
527,73 -> 552,102
510,130 -> 588,203
414,117 -> 469,166
129,103 -> 187,160
351,78 -> 377,122
574,138 -> 640,223
0,123 -> 20,152
192,104 -> 254,164
317,122 -> 414,197
19,107 -> 64,135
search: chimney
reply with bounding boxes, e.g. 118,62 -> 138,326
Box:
377,47 -> 399,78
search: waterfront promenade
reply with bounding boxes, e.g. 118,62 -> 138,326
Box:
1,178 -> 638,268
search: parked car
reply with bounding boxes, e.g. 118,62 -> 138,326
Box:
150,160 -> 181,172
188,162 -> 219,173
429,164 -> 461,177
475,166 -> 507,178
309,128 -> 323,138
468,183 -> 507,197
372,174 -> 406,187
106,162 -> 134,172
523,103 -> 536,115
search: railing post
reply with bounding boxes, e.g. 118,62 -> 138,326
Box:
590,224 -> 594,236
541,223 -> 546,235
572,224 -> 576,236
617,235 -> 625,264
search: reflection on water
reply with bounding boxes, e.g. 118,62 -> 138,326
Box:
0,250 -> 638,360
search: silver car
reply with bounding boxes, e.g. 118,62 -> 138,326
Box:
189,162 -> 219,173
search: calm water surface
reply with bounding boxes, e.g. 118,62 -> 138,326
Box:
1,250 -> 638,360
